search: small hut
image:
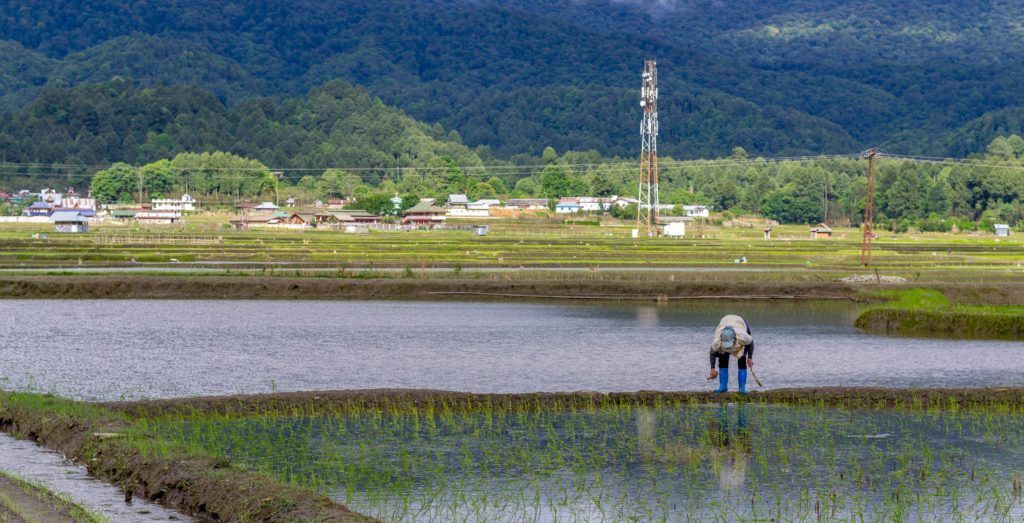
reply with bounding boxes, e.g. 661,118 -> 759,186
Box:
995,224 -> 1011,237
51,211 -> 89,233
809,223 -> 833,239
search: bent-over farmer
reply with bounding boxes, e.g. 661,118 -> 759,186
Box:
708,314 -> 755,394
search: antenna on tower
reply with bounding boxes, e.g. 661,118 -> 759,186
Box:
635,60 -> 660,237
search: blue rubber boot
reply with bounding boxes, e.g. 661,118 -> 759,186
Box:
714,368 -> 729,393
738,369 -> 748,395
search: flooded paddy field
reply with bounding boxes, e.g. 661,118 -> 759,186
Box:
0,299 -> 1021,400
140,400 -> 1024,521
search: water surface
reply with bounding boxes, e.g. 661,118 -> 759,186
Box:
0,432 -> 194,521
0,299 -> 1020,400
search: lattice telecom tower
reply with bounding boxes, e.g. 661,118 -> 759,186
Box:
636,60 -> 660,236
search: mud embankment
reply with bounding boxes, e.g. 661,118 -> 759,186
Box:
105,388 -> 1024,419
0,274 -> 859,300
0,396 -> 371,522
5,274 -> 1024,303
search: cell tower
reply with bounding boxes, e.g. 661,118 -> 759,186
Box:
636,60 -> 660,236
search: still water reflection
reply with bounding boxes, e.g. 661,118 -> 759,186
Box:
0,299 -> 1020,400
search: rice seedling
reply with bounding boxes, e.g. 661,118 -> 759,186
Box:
137,398 -> 1024,521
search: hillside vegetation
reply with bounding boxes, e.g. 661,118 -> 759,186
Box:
1,0 -> 1023,158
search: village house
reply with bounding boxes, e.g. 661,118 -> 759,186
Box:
51,210 -> 89,233
279,212 -> 317,228
447,198 -> 498,218
682,205 -> 711,218
445,194 -> 470,210
254,202 -> 280,212
228,215 -> 272,230
660,216 -> 692,237
110,210 -> 138,221
135,210 -> 182,225
276,211 -> 340,229
403,201 -> 448,226
24,201 -> 54,216
52,195 -> 96,212
612,196 -> 639,208
9,190 -> 32,204
555,198 -> 583,213
326,198 -> 354,209
810,223 -> 833,239
505,198 -> 549,210
576,197 -> 615,212
152,194 -> 197,212
52,208 -> 96,218
235,200 -> 257,214
38,188 -> 63,206
325,212 -> 371,233
329,210 -> 381,224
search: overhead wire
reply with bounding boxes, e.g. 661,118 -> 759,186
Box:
1,152 -> 1023,183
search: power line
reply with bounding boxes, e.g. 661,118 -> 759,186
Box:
2,152 -> 1024,182
0,154 -> 866,171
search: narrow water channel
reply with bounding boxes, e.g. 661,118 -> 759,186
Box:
0,432 -> 194,521
0,299 -> 1020,401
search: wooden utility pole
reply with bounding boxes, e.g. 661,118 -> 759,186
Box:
861,148 -> 879,266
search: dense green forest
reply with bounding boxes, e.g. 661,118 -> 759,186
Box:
2,0 -> 1024,226
1,0 -> 1024,158
0,78 -> 483,189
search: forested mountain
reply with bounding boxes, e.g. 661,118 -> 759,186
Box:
1,0 -> 1023,160
0,79 -> 483,188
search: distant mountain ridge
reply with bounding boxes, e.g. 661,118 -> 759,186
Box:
0,0 -> 1022,162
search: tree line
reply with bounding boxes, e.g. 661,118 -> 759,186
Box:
89,136 -> 1024,229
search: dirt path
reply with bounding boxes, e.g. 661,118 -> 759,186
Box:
0,474 -> 93,523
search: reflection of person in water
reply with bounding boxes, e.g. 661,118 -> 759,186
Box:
709,404 -> 752,489
636,404 -> 752,490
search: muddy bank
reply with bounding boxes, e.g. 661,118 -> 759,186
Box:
856,308 -> 1024,339
0,395 -> 371,523
4,274 -> 1024,303
0,274 -> 861,300
105,387 -> 1024,419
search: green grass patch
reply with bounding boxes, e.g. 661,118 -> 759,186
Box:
856,289 -> 1024,339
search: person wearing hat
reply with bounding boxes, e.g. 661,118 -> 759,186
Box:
708,314 -> 755,394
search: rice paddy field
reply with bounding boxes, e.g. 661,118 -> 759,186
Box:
132,396 -> 1024,522
0,217 -> 1023,272
2,216 -> 1023,522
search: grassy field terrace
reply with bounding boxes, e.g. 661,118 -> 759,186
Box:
1,216 -> 1023,273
